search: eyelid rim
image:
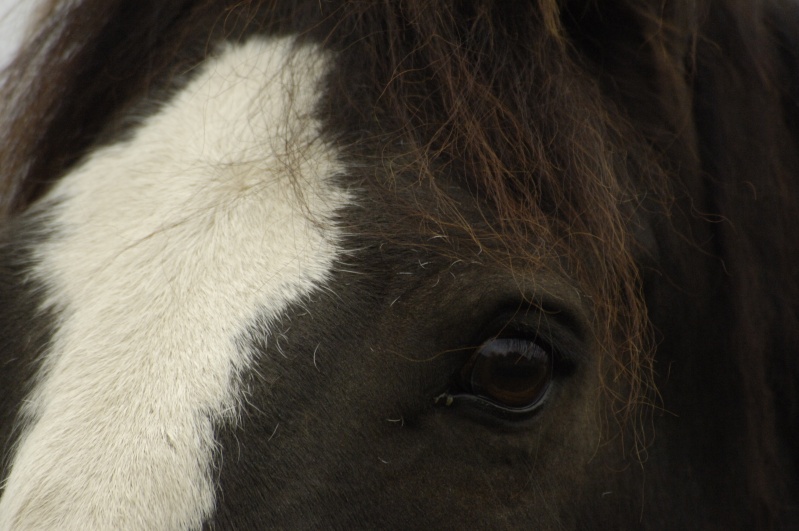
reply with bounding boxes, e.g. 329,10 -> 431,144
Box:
466,297 -> 588,373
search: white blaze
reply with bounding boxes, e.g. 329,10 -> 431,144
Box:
0,37 -> 347,529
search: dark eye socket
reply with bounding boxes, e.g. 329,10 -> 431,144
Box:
454,337 -> 553,415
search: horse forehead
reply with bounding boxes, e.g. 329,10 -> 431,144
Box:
0,36 -> 350,529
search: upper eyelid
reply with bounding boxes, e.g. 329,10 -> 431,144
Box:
475,308 -> 586,370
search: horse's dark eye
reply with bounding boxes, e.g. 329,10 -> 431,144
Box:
457,338 -> 553,412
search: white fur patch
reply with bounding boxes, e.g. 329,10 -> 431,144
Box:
0,37 -> 347,529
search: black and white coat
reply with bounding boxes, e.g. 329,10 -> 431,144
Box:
0,1 -> 797,529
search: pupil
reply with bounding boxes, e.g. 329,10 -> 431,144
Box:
469,338 -> 551,408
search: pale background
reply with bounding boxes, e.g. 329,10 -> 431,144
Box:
0,1 -> 39,69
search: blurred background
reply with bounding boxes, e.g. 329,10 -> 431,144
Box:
1,1 -> 38,69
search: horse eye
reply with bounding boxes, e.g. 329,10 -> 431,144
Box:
456,337 -> 553,413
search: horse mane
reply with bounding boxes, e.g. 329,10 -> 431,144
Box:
1,0 -> 797,517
